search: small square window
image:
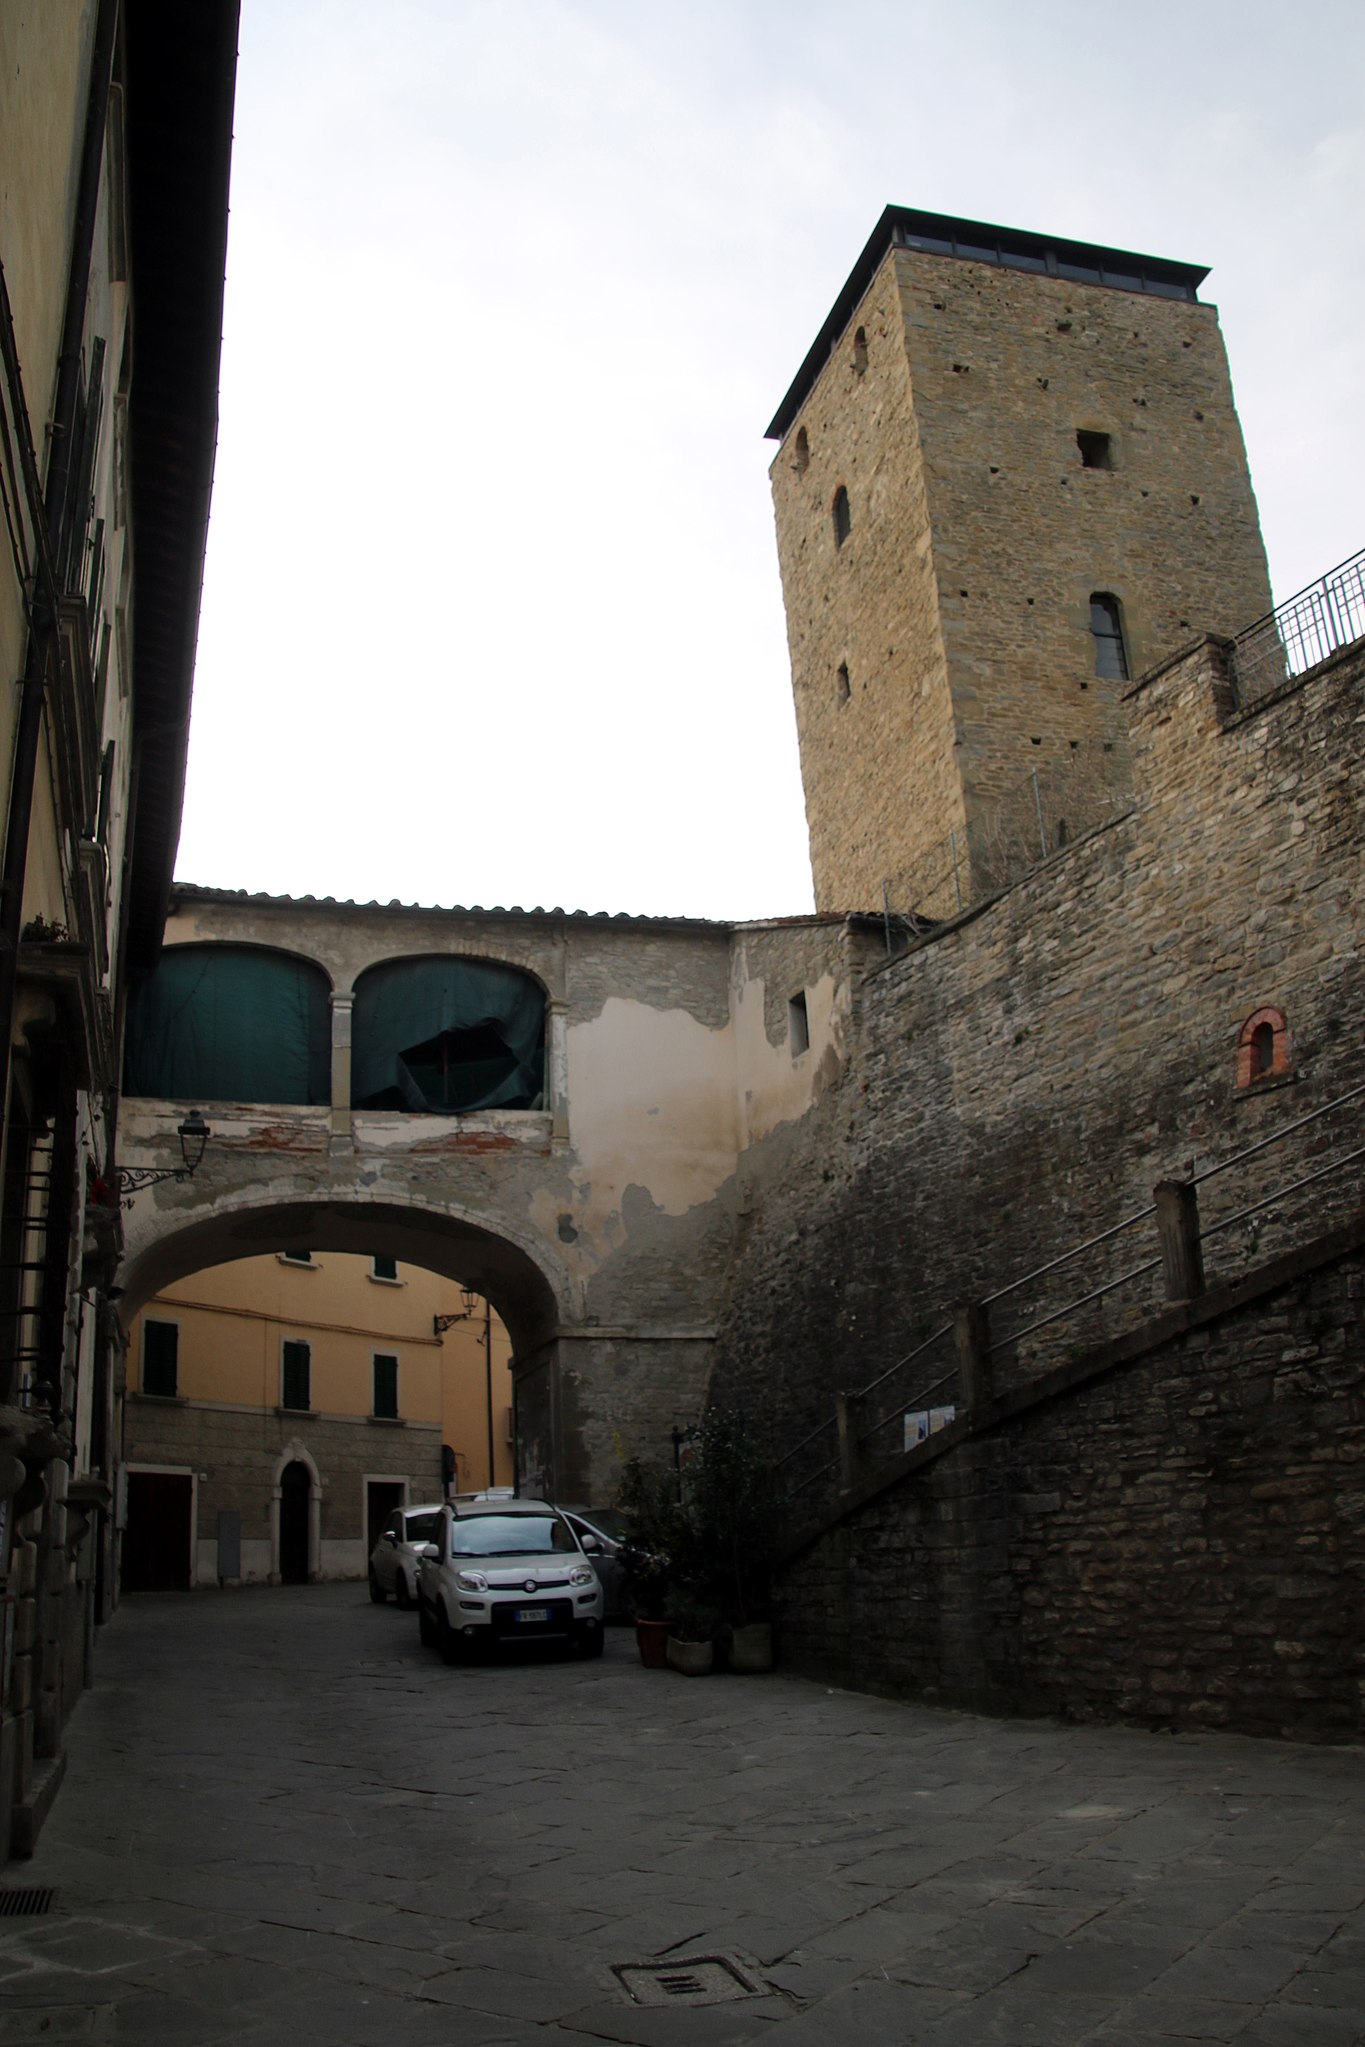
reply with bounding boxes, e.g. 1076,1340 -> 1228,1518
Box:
371,1254 -> 398,1282
788,992 -> 810,1057
1077,431 -> 1113,470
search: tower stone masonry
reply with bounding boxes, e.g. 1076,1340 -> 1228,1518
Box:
767,207 -> 1273,915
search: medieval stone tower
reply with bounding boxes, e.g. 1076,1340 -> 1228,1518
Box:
767,207 -> 1273,915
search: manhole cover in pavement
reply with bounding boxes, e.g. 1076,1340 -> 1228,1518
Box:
613,1953 -> 764,2007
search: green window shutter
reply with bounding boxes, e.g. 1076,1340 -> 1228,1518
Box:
373,1354 -> 398,1419
143,1321 -> 178,1397
282,1341 -> 311,1411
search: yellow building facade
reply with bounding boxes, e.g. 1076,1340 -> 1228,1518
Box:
123,1254 -> 513,1589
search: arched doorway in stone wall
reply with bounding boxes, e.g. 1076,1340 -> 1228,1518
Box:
278,1462 -> 312,1584
115,1196 -> 579,1586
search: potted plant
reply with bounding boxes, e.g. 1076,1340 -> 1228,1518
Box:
666,1590 -> 723,1676
678,1405 -> 778,1673
616,1456 -> 682,1668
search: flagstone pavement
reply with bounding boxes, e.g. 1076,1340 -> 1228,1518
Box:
0,1586 -> 1361,2045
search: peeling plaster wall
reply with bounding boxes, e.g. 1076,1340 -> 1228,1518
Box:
117,898 -> 864,1496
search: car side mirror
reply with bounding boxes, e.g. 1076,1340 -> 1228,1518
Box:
419,1543 -> 439,1560
579,1535 -> 602,1554
382,1532 -> 398,1547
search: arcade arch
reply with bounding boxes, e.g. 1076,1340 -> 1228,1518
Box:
120,1202 -> 542,1590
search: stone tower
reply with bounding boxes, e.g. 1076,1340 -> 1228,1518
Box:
767,207 -> 1273,915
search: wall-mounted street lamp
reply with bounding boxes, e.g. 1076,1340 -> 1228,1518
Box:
433,1285 -> 496,1491
113,1109 -> 212,1208
433,1285 -> 479,1336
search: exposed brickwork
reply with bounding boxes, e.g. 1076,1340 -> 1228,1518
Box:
772,1226 -> 1365,1743
771,243 -> 1273,912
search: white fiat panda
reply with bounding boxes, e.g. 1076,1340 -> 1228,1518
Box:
416,1498 -> 605,1663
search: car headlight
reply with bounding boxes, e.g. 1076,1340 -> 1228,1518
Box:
455,1569 -> 489,1592
569,1565 -> 596,1587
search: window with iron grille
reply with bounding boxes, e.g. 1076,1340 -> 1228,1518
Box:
373,1353 -> 398,1419
143,1320 -> 178,1398
281,1340 -> 311,1411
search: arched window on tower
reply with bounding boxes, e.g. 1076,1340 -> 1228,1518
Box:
1089,592 -> 1129,681
791,425 -> 809,474
832,485 -> 851,548
852,326 -> 868,375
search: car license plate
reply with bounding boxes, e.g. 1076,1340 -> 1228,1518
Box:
514,1606 -> 548,1624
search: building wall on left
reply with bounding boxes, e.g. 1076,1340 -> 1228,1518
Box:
0,2 -> 237,1857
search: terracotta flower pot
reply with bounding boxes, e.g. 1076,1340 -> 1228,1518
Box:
634,1618 -> 671,1669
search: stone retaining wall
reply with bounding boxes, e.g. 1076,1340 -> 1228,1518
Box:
772,1219 -> 1365,1743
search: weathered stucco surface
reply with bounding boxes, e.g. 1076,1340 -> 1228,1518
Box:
117,898 -> 858,1497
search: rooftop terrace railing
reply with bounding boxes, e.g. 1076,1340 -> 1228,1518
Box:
1228,547 -> 1365,710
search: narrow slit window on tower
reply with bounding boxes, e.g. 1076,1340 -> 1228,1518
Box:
832,485 -> 851,548
792,425 -> 809,474
852,326 -> 868,374
836,661 -> 851,703
788,992 -> 810,1057
1077,430 -> 1113,470
1089,592 -> 1129,681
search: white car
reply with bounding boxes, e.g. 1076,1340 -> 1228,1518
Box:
368,1503 -> 444,1608
416,1499 -> 605,1662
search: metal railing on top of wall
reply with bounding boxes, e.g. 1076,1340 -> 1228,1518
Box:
1229,546 -> 1365,711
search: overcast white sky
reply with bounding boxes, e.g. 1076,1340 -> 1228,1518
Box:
175,0 -> 1365,921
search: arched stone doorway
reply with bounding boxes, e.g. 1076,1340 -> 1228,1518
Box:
278,1462 -> 312,1584
116,1191 -> 714,1508
269,1441 -> 322,1586
117,1196 -> 583,1521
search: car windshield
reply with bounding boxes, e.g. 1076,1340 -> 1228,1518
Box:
404,1512 -> 441,1542
449,1513 -> 574,1557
